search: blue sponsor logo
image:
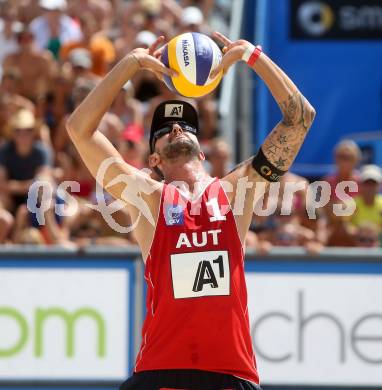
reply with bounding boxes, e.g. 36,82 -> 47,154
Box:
165,205 -> 184,226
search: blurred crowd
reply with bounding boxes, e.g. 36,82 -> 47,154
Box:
248,140 -> 382,254
0,0 -> 381,252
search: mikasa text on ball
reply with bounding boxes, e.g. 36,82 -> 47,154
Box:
161,32 -> 223,98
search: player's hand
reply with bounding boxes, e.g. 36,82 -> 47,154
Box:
210,31 -> 250,78
129,36 -> 178,80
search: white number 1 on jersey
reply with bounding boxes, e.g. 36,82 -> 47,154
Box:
206,197 -> 226,222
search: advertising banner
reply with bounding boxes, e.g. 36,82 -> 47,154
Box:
0,263 -> 133,381
246,262 -> 382,387
291,0 -> 382,40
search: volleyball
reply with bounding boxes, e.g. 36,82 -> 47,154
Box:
161,32 -> 223,98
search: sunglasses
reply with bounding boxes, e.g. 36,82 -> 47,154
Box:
152,121 -> 196,150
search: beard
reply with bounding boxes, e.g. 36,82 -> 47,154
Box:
161,137 -> 200,160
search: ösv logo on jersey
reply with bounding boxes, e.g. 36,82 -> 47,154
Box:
165,204 -> 184,226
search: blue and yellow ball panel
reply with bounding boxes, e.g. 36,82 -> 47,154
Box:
192,32 -> 213,86
161,45 -> 176,92
161,32 -> 223,98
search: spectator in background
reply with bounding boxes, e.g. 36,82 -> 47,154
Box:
54,77 -> 96,152
0,206 -> 13,243
110,81 -> 144,128
98,111 -> 124,147
14,227 -> 45,245
114,13 -> 144,60
348,164 -> 382,230
324,139 -> 361,201
324,139 -> 361,246
54,78 -> 97,200
0,109 -> 52,212
271,205 -> 322,253
0,68 -> 36,140
118,124 -> 146,169
50,47 -> 99,128
12,175 -> 73,246
0,0 -> 239,249
179,6 -> 207,33
16,0 -> 43,26
327,165 -> 382,247
180,0 -> 215,19
196,95 -> 219,140
272,222 -> 300,247
131,30 -> 162,102
123,0 -> 183,34
60,13 -> 115,77
29,0 -> 82,59
326,211 -> 354,247
0,5 -> 21,79
354,222 -> 381,248
70,218 -> 131,247
3,26 -> 57,106
41,47 -> 97,139
67,0 -> 113,32
66,47 -> 99,81
205,137 -> 231,177
0,68 -> 35,112
248,181 -> 323,254
50,41 -> 101,137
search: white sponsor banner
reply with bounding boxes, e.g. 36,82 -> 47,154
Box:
246,273 -> 382,387
0,269 -> 129,380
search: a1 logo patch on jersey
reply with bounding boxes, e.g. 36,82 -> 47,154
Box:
170,250 -> 230,299
165,205 -> 184,226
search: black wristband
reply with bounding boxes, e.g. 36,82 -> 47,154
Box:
251,148 -> 286,182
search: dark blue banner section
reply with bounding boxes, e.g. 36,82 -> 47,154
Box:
291,0 -> 382,40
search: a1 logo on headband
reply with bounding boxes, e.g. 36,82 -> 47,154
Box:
165,104 -> 183,118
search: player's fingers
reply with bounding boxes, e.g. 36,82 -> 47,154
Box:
225,41 -> 244,51
154,70 -> 164,81
151,58 -> 178,77
153,46 -> 165,59
210,50 -> 238,78
149,36 -> 165,55
210,63 -> 223,79
213,31 -> 232,46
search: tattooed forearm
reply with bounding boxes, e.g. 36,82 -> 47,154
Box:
230,91 -> 315,177
280,91 -> 315,131
228,51 -> 315,180
277,134 -> 287,144
265,142 -> 280,156
274,157 -> 287,169
262,91 -> 316,171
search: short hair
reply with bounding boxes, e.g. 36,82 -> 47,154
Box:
334,139 -> 361,161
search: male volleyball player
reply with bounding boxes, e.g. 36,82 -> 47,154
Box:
66,32 -> 315,390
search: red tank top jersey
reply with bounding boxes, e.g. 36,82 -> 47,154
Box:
135,179 -> 259,384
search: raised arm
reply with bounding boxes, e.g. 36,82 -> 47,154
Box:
213,33 -> 316,242
66,37 -> 176,257
249,50 -> 316,171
